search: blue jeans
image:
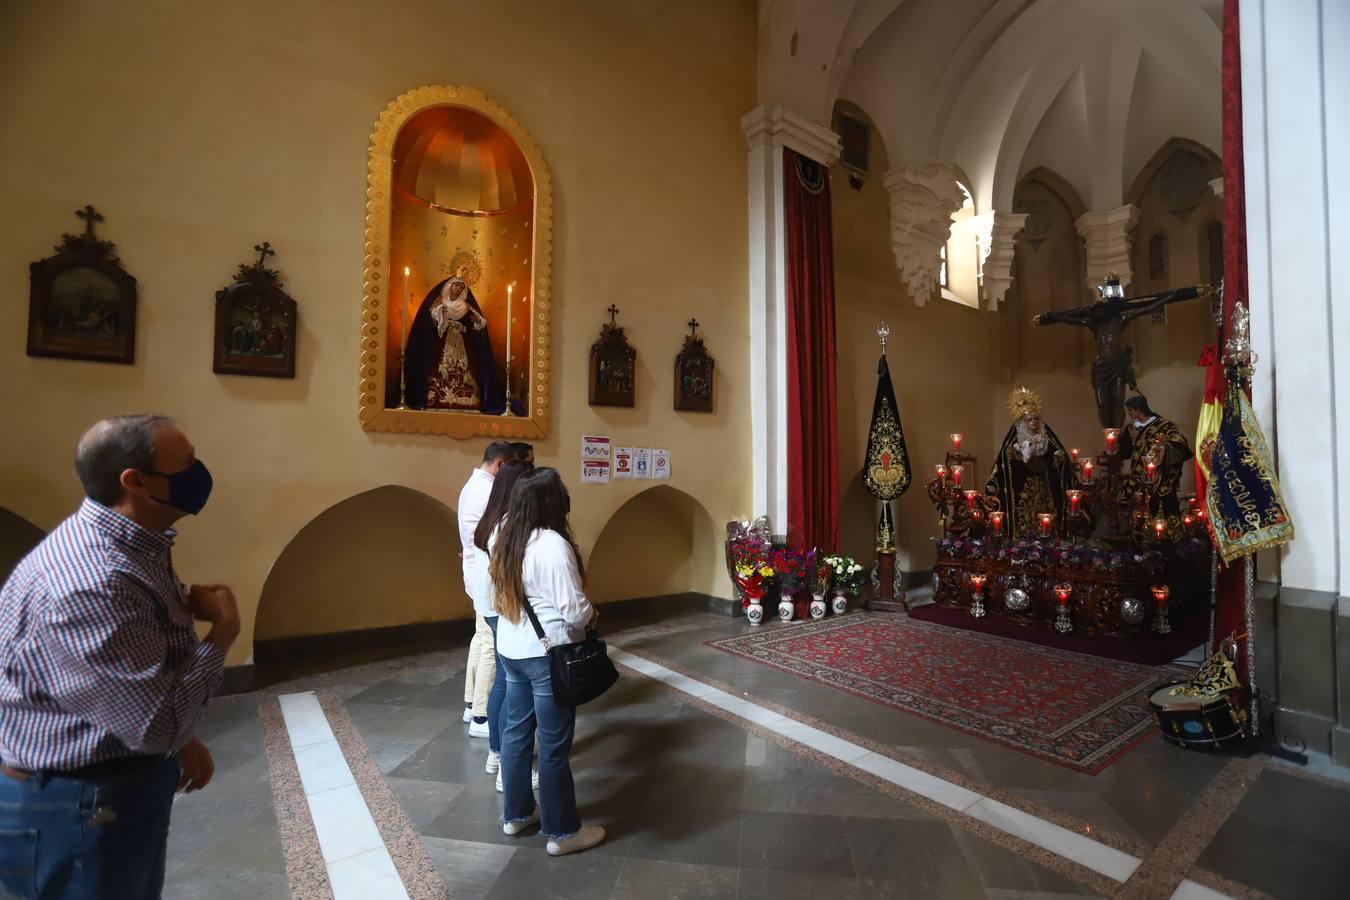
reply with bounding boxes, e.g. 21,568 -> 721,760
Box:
486,615 -> 508,753
500,655 -> 580,839
0,757 -> 179,899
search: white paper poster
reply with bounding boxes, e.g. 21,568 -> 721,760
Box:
652,449 -> 671,480
613,447 -> 634,479
634,448 -> 652,479
581,460 -> 611,484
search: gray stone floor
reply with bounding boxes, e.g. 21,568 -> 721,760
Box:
163,605 -> 1350,898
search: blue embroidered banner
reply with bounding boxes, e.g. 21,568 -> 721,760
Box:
1205,377 -> 1293,563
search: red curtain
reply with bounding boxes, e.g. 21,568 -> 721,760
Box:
1213,0 -> 1249,674
783,148 -> 840,552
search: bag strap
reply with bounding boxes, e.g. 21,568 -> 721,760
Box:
519,596 -> 552,650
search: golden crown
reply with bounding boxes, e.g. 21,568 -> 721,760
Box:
1007,385 -> 1043,420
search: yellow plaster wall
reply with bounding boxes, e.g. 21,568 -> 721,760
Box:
0,0 -> 755,662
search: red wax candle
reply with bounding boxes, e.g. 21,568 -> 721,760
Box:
951,465 -> 964,487
935,464 -> 948,483
1082,460 -> 1095,482
1038,512 -> 1053,537
950,433 -> 963,454
1183,514 -> 1195,527
1105,429 -> 1119,453
1053,582 -> 1073,605
1070,447 -> 1080,463
1066,489 -> 1082,514
990,512 -> 1004,534
964,489 -> 978,509
1153,518 -> 1166,539
1145,460 -> 1158,482
1151,584 -> 1170,605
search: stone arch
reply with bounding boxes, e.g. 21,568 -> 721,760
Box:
1126,137 -> 1220,209
254,485 -> 467,643
586,485 -> 723,603
0,506 -> 45,583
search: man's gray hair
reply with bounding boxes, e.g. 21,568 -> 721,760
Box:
74,415 -> 174,506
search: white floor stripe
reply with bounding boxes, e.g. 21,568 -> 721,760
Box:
1170,879 -> 1235,900
278,692 -> 409,900
607,646 -> 1224,894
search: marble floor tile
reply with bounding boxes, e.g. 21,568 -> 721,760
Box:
485,847 -> 624,899
161,862 -> 292,900
326,846 -> 409,900
306,783 -> 387,864
420,836 -> 516,900
611,858 -> 739,900
737,809 -> 858,878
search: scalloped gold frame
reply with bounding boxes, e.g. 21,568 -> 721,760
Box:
358,85 -> 551,439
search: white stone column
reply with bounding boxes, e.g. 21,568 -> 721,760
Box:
1239,0 -> 1350,760
741,105 -> 840,532
1075,205 -> 1139,290
969,210 -> 1028,310
883,165 -> 965,305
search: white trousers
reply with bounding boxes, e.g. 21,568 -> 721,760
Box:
463,614 -> 496,716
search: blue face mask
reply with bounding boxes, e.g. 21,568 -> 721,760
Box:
143,460 -> 214,515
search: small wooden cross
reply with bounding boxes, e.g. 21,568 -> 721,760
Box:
76,205 -> 104,238
254,241 -> 276,268
607,304 -> 620,325
687,318 -> 700,337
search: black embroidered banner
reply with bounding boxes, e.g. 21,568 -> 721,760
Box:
863,354 -> 911,501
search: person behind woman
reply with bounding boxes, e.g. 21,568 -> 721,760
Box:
472,458 -> 534,779
490,468 -> 604,855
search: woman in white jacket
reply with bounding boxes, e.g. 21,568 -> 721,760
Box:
489,467 -> 604,856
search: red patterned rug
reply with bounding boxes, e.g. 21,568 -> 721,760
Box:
707,614 -> 1188,773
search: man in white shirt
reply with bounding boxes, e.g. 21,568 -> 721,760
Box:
458,441 -> 514,734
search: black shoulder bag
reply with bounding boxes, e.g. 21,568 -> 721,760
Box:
520,597 -> 619,707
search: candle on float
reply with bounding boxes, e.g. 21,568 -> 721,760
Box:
950,433 -> 963,454
401,266 -> 412,354
951,464 -> 964,487
964,489 -> 979,509
989,511 -> 1004,534
1196,507 -> 1207,521
1053,582 -> 1073,605
969,573 -> 987,595
1066,489 -> 1082,514
1070,448 -> 1080,463
1183,513 -> 1195,528
1082,459 -> 1095,482
1151,584 -> 1171,606
1104,428 -> 1120,453
935,464 -> 948,483
1145,460 -> 1158,482
1038,512 -> 1053,537
1153,518 -> 1167,540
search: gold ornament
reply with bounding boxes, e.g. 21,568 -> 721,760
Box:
1006,384 -> 1043,421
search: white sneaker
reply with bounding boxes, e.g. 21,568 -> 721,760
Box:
495,769 -> 540,792
468,719 -> 489,738
547,825 -> 606,857
502,809 -> 540,836
461,707 -> 472,724
485,751 -> 501,774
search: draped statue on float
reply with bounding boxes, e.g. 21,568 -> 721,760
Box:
985,386 -> 1073,538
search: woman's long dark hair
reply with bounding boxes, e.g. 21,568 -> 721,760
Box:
474,459 -> 534,553
490,467 -> 584,625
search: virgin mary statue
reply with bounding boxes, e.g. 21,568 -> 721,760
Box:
403,276 -> 508,413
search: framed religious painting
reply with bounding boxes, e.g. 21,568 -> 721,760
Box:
589,305 -> 636,408
27,206 -> 137,365
674,318 -> 714,412
213,242 -> 298,378
357,84 -> 552,440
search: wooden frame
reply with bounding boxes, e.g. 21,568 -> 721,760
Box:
213,242 -> 298,378
588,306 -> 636,408
673,320 -> 714,412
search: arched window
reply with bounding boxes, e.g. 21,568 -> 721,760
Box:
940,181 -> 980,309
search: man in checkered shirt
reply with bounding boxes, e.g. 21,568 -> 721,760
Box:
0,415 -> 239,899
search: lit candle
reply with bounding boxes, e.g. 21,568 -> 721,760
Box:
1066,489 -> 1082,514
1153,518 -> 1167,540
506,282 -> 514,374
935,464 -> 948,483
1054,582 -> 1073,605
401,266 -> 412,355
951,465 -> 964,487
1145,460 -> 1158,482
969,574 -> 987,595
1082,459 -> 1095,482
1070,448 -> 1080,463
964,489 -> 978,509
1039,512 -> 1053,537
990,512 -> 1004,534
1104,429 -> 1119,453
1183,514 -> 1195,528
1151,584 -> 1170,606
1196,507 -> 1207,521
950,433 -> 963,454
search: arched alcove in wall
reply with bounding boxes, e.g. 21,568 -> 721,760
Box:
254,485 -> 467,642
0,507 -> 45,583
586,486 -> 722,602
1127,137 -> 1222,370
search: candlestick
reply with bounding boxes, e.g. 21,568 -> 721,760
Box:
1066,489 -> 1082,514
990,511 -> 1004,535
950,465 -> 964,488
964,489 -> 978,509
1038,512 -> 1053,537
396,265 -> 412,410
1053,582 -> 1073,633
501,282 -> 517,417
1151,585 -> 1172,634
950,433 -> 963,454
969,573 -> 988,619
1104,428 -> 1119,453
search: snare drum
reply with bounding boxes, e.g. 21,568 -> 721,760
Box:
1149,683 -> 1247,750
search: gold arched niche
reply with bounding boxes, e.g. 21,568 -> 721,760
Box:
359,85 -> 552,439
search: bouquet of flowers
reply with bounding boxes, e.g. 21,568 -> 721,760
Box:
936,536 -> 989,561
768,546 -> 814,595
821,554 -> 865,592
811,556 -> 834,596
729,532 -> 773,609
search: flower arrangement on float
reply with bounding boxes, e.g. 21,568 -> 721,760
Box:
821,553 -> 864,615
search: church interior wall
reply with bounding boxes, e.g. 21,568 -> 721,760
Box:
0,0 -> 757,661
586,485 -> 721,604
0,508 -> 45,588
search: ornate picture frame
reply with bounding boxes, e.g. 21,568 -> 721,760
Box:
674,318 -> 714,412
589,305 -> 636,408
27,206 -> 137,365
213,242 -> 298,379
358,84 -> 553,440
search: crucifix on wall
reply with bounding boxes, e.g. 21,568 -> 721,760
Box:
588,304 -> 637,407
674,317 -> 714,412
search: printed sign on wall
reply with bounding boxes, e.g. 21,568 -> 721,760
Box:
613,447 -> 634,479
634,448 -> 651,479
652,449 -> 670,480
